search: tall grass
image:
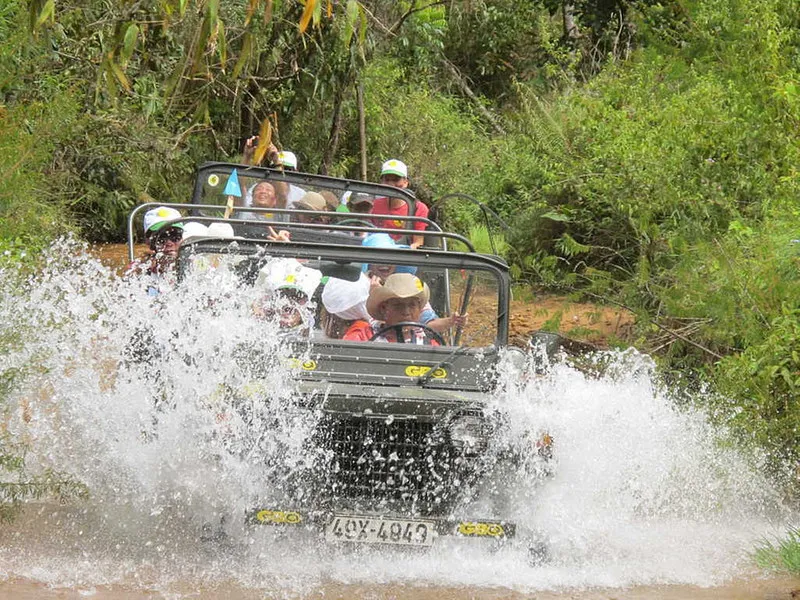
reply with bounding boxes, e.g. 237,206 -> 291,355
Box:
754,527 -> 800,574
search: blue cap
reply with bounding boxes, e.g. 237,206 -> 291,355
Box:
362,234 -> 416,274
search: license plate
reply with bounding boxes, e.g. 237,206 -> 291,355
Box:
325,515 -> 435,546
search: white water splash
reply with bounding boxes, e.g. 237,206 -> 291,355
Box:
0,240 -> 794,595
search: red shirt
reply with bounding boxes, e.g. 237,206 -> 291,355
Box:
371,197 -> 429,241
343,320 -> 373,342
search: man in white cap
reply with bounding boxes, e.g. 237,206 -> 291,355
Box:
370,159 -> 429,249
127,206 -> 184,283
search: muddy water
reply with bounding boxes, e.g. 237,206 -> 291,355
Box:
1,239 -> 799,599
1,577 -> 799,599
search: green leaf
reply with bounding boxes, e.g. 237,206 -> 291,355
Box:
106,54 -> 131,92
540,211 -> 571,222
207,0 -> 219,28
232,32 -> 252,79
312,0 -> 322,27
342,0 -> 358,48
556,233 -> 591,257
120,23 -> 139,67
357,4 -> 367,54
35,0 -> 54,28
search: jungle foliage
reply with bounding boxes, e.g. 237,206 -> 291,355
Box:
2,0 -> 800,498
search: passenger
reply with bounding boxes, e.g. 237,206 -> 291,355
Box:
320,273 -> 371,339
241,136 -> 304,209
370,159 -> 429,249
360,233 -> 468,334
127,207 -> 184,291
320,190 -> 340,213
240,181 -> 288,222
253,259 -> 322,336
343,273 -> 439,344
336,192 -> 373,214
293,191 -> 329,225
347,193 -> 374,215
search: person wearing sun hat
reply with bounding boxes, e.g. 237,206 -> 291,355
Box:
292,191 -> 330,225
370,159 -> 430,249
253,258 -> 323,335
320,272 -> 371,338
343,273 -> 441,344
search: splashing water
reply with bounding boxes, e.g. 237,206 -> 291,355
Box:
0,239 -> 794,595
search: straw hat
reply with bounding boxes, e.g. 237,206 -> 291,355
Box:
366,273 -> 429,320
296,191 -> 327,211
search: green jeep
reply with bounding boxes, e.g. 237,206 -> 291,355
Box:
127,163 -> 552,552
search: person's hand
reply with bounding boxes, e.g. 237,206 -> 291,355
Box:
266,143 -> 280,165
267,226 -> 291,242
450,312 -> 468,329
368,274 -> 383,288
243,136 -> 258,164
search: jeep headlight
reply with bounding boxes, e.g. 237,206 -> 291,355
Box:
449,415 -> 485,454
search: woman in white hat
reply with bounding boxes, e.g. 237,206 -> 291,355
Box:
343,273 -> 444,345
320,273 -> 371,338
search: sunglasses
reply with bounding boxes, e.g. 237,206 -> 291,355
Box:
259,290 -> 309,317
151,227 -> 183,244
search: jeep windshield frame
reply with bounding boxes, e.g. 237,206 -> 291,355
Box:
190,161 -> 439,236
175,235 -> 509,391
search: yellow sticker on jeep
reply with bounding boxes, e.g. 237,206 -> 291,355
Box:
255,510 -> 302,524
286,358 -> 318,371
404,365 -> 447,378
457,521 -> 505,537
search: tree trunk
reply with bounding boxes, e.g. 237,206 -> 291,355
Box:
321,85 -> 346,175
440,59 -> 505,135
562,1 -> 580,40
357,82 -> 367,181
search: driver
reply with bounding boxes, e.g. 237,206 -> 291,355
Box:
343,273 -> 440,345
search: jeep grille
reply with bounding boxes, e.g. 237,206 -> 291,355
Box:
314,414 -> 482,517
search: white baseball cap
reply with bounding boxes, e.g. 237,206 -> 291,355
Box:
181,221 -> 209,240
380,159 -> 408,178
277,151 -> 298,170
207,222 -> 235,238
256,258 -> 322,300
143,206 -> 183,235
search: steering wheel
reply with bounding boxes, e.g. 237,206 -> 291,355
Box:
369,321 -> 446,345
336,218 -> 376,227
